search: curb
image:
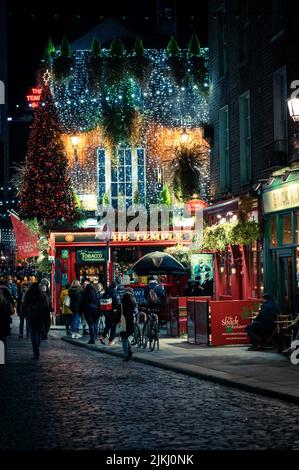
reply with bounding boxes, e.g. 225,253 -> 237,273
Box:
62,337 -> 299,405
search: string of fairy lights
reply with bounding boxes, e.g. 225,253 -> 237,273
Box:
47,48 -> 209,206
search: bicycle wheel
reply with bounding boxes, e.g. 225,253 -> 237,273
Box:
142,322 -> 149,349
131,323 -> 141,348
149,323 -> 159,351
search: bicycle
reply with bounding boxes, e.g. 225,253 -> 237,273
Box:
141,307 -> 159,352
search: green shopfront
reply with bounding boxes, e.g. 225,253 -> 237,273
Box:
262,171 -> 299,314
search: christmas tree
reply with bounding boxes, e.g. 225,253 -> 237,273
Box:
19,85 -> 77,224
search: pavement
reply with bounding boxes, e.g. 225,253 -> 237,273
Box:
60,326 -> 299,405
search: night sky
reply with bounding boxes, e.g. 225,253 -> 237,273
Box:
8,0 -> 208,111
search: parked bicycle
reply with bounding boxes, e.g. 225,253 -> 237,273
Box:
131,307 -> 159,352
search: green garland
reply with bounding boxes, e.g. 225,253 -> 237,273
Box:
198,220 -> 261,251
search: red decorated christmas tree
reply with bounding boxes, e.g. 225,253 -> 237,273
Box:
19,85 -> 77,223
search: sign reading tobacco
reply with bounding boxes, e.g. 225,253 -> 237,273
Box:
76,249 -> 106,263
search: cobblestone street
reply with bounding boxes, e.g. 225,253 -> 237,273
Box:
1,330 -> 299,451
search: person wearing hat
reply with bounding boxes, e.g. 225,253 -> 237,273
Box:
245,294 -> 280,351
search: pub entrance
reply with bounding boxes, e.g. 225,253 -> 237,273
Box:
75,247 -> 107,285
76,262 -> 106,285
277,249 -> 294,315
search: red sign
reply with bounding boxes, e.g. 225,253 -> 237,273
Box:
10,213 -> 39,260
26,87 -> 42,109
210,300 -> 261,346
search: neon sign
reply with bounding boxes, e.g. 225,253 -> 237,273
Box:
26,87 -> 42,109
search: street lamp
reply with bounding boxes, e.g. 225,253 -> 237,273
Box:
180,127 -> 189,143
287,96 -> 299,122
70,134 -> 80,164
287,94 -> 299,161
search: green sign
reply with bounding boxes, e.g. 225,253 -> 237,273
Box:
76,249 -> 106,263
61,249 -> 69,259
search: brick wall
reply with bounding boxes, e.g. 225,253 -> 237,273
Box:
208,0 -> 298,199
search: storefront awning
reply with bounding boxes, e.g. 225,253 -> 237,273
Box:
203,198 -> 239,217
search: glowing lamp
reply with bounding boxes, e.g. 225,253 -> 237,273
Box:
180,127 -> 189,143
288,97 -> 299,122
230,264 -> 237,275
70,135 -> 80,148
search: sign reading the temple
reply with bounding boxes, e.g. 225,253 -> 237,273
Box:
76,249 -> 106,263
26,87 -> 42,109
263,181 -> 299,213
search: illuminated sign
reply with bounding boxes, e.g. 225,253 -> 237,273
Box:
263,181 -> 299,213
26,87 -> 42,109
112,231 -> 191,242
76,249 -> 106,263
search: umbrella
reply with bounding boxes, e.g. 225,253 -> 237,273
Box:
131,251 -> 186,275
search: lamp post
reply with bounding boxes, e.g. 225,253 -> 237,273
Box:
287,94 -> 299,161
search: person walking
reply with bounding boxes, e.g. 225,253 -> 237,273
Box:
23,283 -> 51,360
99,282 -> 118,346
120,287 -> 136,361
40,278 -> 52,340
80,283 -> 99,344
69,280 -> 82,339
0,289 -> 13,362
19,282 -> 29,338
60,283 -> 72,335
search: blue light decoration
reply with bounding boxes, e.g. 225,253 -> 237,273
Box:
48,47 -> 210,210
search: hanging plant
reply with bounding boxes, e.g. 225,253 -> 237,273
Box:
128,37 -> 153,88
53,36 -> 73,83
164,244 -> 190,267
166,36 -> 186,87
171,141 -> 209,201
230,221 -> 261,245
186,32 -> 207,90
104,38 -> 127,86
87,37 -> 103,91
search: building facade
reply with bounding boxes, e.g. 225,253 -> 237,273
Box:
40,24 -> 210,312
208,0 -> 299,312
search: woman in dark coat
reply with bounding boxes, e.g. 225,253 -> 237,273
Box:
0,290 -> 13,363
120,288 -> 136,361
23,283 -> 50,360
80,283 -> 99,344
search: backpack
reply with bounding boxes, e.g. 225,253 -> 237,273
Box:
147,287 -> 160,305
63,295 -> 71,308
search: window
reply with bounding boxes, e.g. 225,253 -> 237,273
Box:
269,215 -> 278,247
97,149 -> 106,204
273,66 -> 287,145
272,0 -> 286,37
217,6 -> 228,77
219,105 -> 230,191
239,90 -> 251,184
281,213 -> 292,245
137,148 -> 146,203
110,149 -> 132,209
239,0 -> 249,62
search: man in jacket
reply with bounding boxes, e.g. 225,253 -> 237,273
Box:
69,280 -> 82,339
245,294 -> 280,350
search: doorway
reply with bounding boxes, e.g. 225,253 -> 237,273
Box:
278,251 -> 294,314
